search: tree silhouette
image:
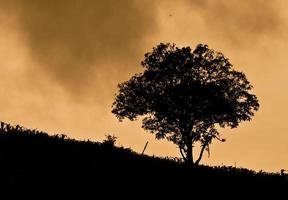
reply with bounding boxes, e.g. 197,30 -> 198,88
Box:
112,43 -> 259,165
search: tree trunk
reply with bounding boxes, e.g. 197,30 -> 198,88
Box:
186,139 -> 193,166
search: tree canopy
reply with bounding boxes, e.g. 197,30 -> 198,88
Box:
112,43 -> 259,165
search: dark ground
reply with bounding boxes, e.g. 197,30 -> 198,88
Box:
0,121 -> 286,196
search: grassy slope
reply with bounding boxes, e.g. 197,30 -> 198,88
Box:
0,121 -> 287,192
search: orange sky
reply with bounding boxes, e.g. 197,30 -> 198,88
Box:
0,0 -> 287,172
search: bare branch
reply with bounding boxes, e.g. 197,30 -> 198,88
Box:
195,142 -> 208,165
179,146 -> 187,162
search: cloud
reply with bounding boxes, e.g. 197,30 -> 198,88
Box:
0,0 -> 157,96
0,0 -> 283,98
185,0 -> 282,45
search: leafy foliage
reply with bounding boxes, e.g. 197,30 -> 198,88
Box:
112,43 -> 259,164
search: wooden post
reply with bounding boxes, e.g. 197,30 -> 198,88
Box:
141,141 -> 149,155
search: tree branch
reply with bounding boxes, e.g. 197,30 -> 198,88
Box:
179,147 -> 187,162
195,141 -> 209,165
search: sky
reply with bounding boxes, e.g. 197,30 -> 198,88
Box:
0,0 -> 287,172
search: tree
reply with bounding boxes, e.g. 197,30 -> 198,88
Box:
112,43 -> 259,165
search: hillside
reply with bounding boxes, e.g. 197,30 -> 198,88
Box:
0,121 -> 287,193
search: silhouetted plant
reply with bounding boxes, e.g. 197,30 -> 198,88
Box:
112,43 -> 259,165
102,134 -> 118,147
